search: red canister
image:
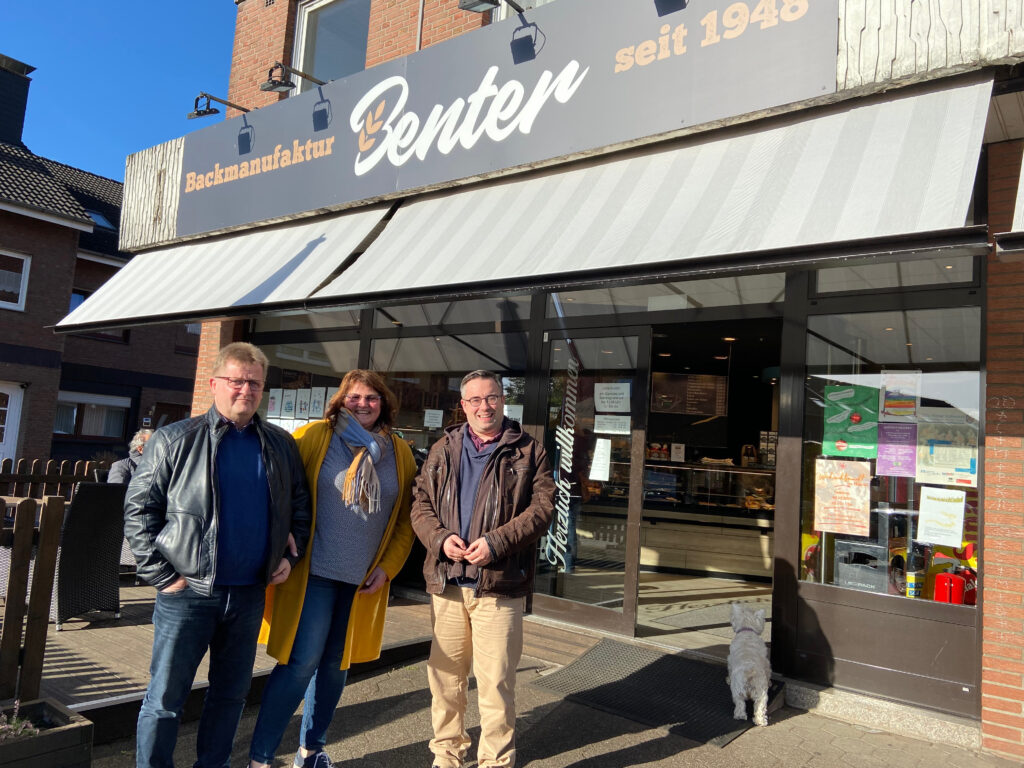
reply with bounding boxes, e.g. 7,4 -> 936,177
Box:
935,572 -> 966,604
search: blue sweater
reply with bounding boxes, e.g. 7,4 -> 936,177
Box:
214,424 -> 270,585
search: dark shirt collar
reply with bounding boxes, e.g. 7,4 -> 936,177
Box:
466,422 -> 504,452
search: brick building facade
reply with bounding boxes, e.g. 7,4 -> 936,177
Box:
0,54 -> 195,463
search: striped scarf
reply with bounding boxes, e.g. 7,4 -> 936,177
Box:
334,409 -> 390,516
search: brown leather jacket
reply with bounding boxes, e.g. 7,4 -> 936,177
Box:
411,419 -> 554,598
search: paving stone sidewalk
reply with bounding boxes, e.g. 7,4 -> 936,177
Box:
91,655 -> 1018,768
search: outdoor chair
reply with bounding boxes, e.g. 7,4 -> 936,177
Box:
0,482 -> 127,629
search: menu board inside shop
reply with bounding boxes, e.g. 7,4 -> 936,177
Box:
651,373 -> 727,416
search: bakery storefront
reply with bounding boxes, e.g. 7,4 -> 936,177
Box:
61,0 -> 998,718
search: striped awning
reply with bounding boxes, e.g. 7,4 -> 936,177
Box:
58,75 -> 991,331
56,205 -> 389,332
312,76 -> 992,302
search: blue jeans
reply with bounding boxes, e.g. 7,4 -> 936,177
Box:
137,584 -> 266,768
249,576 -> 358,764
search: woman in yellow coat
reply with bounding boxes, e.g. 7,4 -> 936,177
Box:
249,370 -> 416,768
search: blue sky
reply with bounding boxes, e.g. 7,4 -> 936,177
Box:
3,1 -> 238,182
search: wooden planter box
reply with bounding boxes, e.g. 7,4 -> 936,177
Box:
0,698 -> 93,767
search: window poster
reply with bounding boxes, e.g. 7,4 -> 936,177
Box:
308,387 -> 327,419
589,438 -> 611,482
670,442 -> 686,463
814,458 -> 872,536
267,388 -> 283,418
876,422 -> 917,477
916,486 -> 967,548
295,389 -> 311,419
594,414 -> 630,435
880,370 -> 920,421
423,409 -> 444,428
594,382 -> 631,413
915,407 -> 978,487
822,384 -> 878,459
281,389 -> 297,418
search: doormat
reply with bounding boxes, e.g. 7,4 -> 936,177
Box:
532,638 -> 783,747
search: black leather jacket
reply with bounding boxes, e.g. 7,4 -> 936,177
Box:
124,407 -> 312,595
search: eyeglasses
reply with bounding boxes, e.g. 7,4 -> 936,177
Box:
345,394 -> 381,405
463,394 -> 503,408
214,376 -> 264,392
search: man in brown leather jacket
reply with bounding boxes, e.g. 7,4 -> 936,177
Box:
411,370 -> 554,768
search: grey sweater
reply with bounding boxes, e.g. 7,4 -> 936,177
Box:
310,432 -> 398,584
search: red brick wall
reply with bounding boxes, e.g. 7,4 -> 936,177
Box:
982,139 -> 1024,761
0,210 -> 77,353
228,0 -> 300,115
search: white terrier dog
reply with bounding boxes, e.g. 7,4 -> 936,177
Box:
727,602 -> 771,727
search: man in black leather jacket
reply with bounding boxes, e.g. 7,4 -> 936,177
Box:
125,342 -> 311,768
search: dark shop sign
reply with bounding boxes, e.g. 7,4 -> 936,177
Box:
176,0 -> 837,238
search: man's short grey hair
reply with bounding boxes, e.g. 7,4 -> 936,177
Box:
212,342 -> 269,377
460,370 -> 503,398
130,429 -> 154,454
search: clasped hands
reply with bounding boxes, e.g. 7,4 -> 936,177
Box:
443,534 -> 492,566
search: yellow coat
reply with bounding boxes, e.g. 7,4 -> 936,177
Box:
259,419 -> 417,669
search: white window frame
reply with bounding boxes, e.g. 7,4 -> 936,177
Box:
293,0 -> 370,93
0,250 -> 30,312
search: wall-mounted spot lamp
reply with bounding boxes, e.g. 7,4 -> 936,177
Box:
459,0 -> 525,13
188,92 -> 250,119
260,61 -> 326,92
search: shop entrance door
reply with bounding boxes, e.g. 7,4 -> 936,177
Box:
531,327 -> 650,635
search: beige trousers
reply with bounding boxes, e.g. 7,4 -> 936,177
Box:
427,584 -> 525,768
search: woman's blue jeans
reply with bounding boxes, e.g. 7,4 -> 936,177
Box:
249,575 -> 358,764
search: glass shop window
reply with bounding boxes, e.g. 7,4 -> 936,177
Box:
548,273 -> 785,319
800,307 -> 981,606
370,332 -> 529,452
374,296 -> 530,329
815,255 -> 976,295
259,340 -> 360,431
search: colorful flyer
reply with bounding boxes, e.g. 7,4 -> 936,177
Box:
880,370 -> 920,421
876,422 -> 917,477
267,388 -> 282,418
308,387 -> 327,418
822,384 -> 878,459
814,458 -> 872,536
281,389 -> 296,417
915,407 -> 978,487
295,388 -> 311,418
916,486 -> 967,548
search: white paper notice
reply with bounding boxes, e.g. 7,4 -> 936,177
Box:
504,404 -> 524,423
594,414 -> 630,435
295,389 -> 311,418
423,409 -> 444,428
589,438 -> 611,482
916,486 -> 967,548
671,443 -> 686,463
594,382 -> 631,413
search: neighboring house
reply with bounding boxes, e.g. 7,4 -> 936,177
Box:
0,53 -> 195,464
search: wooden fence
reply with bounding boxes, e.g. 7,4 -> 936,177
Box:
0,458 -> 112,500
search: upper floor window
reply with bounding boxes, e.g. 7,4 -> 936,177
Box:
294,0 -> 372,92
54,391 -> 130,439
69,289 -> 130,343
0,251 -> 30,311
85,209 -> 116,230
